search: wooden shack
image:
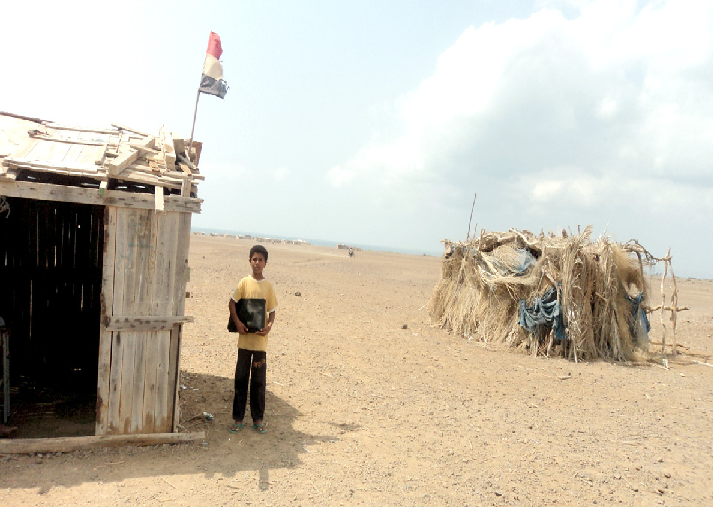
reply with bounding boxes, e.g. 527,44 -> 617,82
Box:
0,111 -> 204,447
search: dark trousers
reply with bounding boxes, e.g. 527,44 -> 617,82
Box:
232,348 -> 267,422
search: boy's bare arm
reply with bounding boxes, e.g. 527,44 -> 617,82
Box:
256,310 -> 275,336
229,298 -> 248,334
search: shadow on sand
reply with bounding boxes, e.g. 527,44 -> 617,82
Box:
1,371 -> 359,494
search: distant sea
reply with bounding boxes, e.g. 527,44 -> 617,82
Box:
192,227 -> 442,257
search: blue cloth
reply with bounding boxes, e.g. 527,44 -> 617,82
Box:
626,292 -> 650,344
518,285 -> 566,343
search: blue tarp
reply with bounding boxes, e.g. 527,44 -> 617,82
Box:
484,248 -> 536,277
518,285 -> 566,343
511,249 -> 536,275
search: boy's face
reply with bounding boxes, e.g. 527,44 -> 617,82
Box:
250,252 -> 267,277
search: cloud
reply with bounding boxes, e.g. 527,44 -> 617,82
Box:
330,0 -> 713,186
521,170 -> 713,213
326,0 -> 713,276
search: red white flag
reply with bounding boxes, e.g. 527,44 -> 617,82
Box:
200,32 -> 228,98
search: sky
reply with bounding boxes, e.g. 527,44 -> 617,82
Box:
1,0 -> 712,278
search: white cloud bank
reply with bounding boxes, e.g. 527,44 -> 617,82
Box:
328,0 -> 713,277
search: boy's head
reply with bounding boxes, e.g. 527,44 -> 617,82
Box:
249,245 -> 269,279
249,245 -> 268,262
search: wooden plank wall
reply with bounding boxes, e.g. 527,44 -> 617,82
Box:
96,207 -> 191,435
169,212 -> 191,430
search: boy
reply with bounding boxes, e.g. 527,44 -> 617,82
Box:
228,245 -> 277,434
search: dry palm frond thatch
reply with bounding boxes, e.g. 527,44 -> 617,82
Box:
429,226 -> 654,361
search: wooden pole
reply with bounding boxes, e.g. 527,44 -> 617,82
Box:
669,256 -> 679,355
0,431 -> 205,454
187,88 -> 201,162
466,192 -> 477,240
646,305 -> 689,312
660,248 -> 670,354
635,252 -> 645,291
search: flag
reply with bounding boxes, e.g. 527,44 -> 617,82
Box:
199,32 -> 228,98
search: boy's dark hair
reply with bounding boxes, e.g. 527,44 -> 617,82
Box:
250,244 -> 269,262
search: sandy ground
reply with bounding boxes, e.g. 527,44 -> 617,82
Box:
2,234 -> 713,506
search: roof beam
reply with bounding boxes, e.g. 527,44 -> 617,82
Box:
0,180 -> 202,213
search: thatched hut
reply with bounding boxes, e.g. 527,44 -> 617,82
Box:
429,226 -> 653,362
0,111 -> 204,450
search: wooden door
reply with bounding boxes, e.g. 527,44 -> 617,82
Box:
95,207 -> 190,435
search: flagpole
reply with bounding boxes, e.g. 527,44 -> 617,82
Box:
188,87 -> 201,162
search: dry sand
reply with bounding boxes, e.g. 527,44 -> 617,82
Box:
2,234 -> 713,506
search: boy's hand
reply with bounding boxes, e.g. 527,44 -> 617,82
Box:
255,323 -> 272,336
236,319 -> 249,334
